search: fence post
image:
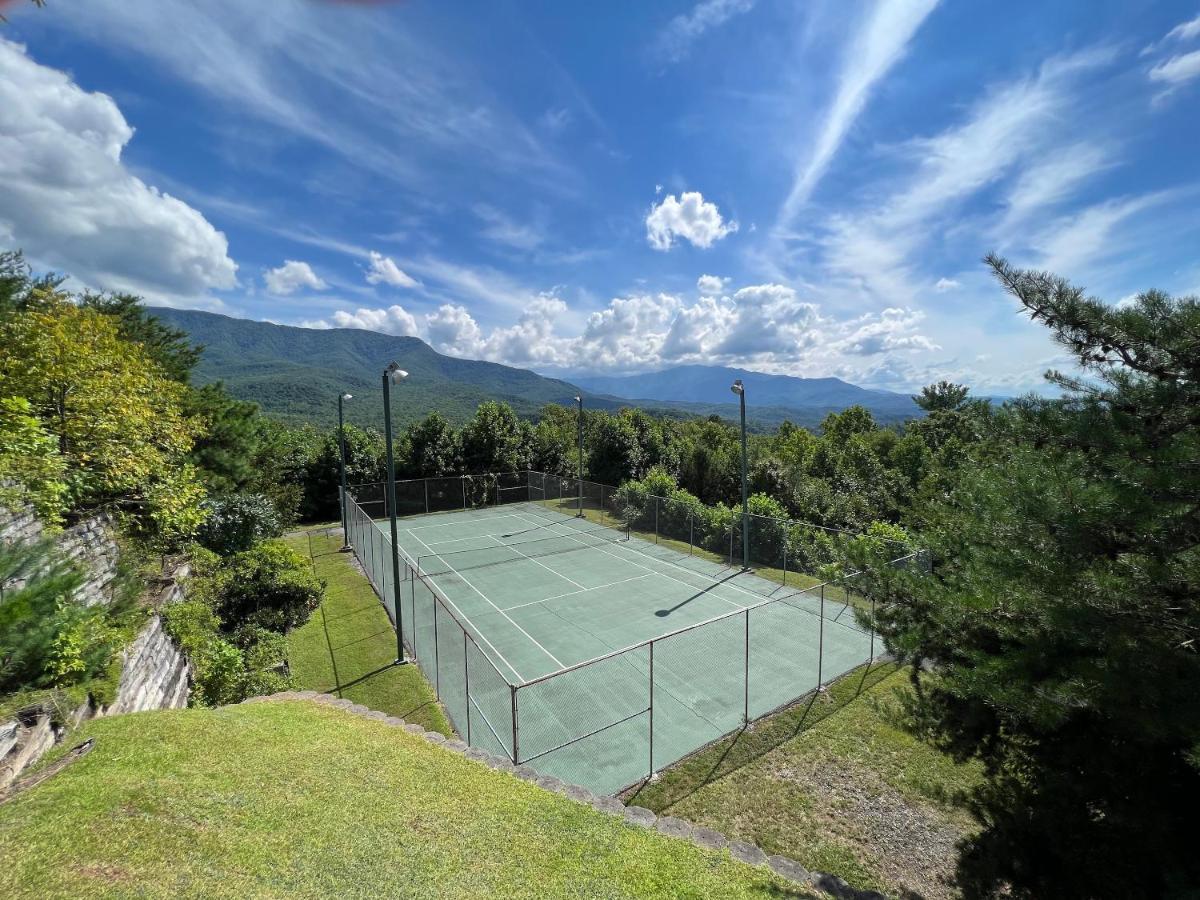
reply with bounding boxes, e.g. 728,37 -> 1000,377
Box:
511,685 -> 519,764
689,513 -> 694,555
654,497 -> 659,544
463,630 -> 471,745
782,540 -> 788,588
461,475 -> 467,510
648,641 -> 655,780
728,526 -> 734,567
431,594 -> 440,697
743,609 -> 750,725
424,478 -> 430,515
601,484 -> 606,525
869,593 -> 876,660
818,584 -> 826,690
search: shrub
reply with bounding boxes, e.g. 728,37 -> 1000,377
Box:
196,541 -> 323,634
195,493 -> 284,556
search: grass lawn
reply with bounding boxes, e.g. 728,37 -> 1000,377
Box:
0,701 -> 816,899
624,663 -> 981,900
285,526 -> 451,736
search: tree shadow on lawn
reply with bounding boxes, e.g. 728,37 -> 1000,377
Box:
623,661 -> 897,811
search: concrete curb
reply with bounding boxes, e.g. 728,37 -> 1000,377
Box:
245,692 -> 889,900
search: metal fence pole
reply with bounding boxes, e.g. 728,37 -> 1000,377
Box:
689,513 -> 694,555
648,640 -> 655,779
818,584 -> 826,689
461,475 -> 467,510
728,526 -> 734,567
432,595 -> 440,697
424,478 -> 430,515
743,609 -> 750,725
783,540 -> 788,587
511,685 -> 519,764
870,593 -> 876,660
654,497 -> 659,544
463,630 -> 471,745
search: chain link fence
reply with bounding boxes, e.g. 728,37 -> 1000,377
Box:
343,471 -> 924,793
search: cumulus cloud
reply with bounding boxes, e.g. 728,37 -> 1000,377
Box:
645,191 -> 738,251
264,260 -> 326,295
307,304 -> 420,336
834,308 -> 940,356
0,37 -> 237,303
934,277 -> 960,292
366,251 -> 419,288
697,274 -> 729,294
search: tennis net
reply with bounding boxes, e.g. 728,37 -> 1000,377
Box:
417,520 -> 630,578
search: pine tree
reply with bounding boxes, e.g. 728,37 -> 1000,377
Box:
855,256 -> 1200,898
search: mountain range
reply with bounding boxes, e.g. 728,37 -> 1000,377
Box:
150,308 -> 922,430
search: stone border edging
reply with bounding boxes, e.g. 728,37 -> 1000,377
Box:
240,691 -> 890,900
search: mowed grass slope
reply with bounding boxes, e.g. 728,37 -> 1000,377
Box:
626,664 -> 981,900
285,527 -> 451,735
0,701 -> 815,899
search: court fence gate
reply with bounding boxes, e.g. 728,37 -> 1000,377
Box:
343,471 -> 925,793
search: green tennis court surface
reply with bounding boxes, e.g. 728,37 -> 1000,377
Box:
351,498 -> 877,795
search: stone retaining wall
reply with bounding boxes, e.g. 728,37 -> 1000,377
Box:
250,691 -> 893,900
0,502 -> 121,608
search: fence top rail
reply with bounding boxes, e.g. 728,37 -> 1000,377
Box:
343,492 -> 516,690
348,471 -> 528,493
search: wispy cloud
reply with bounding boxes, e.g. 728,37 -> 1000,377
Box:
39,0 -> 574,193
776,0 -> 940,227
651,0 -> 757,65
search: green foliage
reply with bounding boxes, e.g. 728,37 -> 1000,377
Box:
403,412 -> 460,477
0,291 -> 205,546
195,493 -> 284,556
189,540 -> 324,635
0,396 -> 67,524
913,380 -> 970,412
459,401 -> 532,474
185,383 -> 266,493
0,538 -> 135,698
80,292 -> 202,383
855,257 -> 1200,898
299,423 -> 385,522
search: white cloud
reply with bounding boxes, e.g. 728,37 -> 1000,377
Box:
306,304 -> 420,336
1149,49 -> 1200,86
934,277 -> 960,292
697,274 -> 729,294
652,0 -> 756,64
777,0 -> 941,225
834,308 -> 939,355
646,191 -> 738,251
473,204 -> 545,251
366,251 -> 419,288
0,38 -> 237,303
264,260 -> 326,295
1033,191 -> 1177,274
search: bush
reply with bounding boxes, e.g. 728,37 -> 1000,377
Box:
191,541 -> 323,634
195,493 -> 283,556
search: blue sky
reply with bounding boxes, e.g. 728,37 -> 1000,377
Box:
2,0 -> 1199,394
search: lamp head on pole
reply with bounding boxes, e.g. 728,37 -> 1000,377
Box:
341,393 -> 353,401
385,362 -> 409,384
574,394 -> 582,405
730,379 -> 744,396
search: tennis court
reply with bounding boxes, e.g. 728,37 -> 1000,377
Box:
345,484 -> 881,795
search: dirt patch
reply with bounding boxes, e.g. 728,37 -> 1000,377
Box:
770,758 -> 966,900
74,862 -> 132,884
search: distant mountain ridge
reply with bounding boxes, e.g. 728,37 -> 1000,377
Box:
150,308 -> 924,430
570,365 -> 921,421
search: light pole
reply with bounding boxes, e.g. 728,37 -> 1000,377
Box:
730,379 -> 749,569
574,394 -> 585,517
382,362 -> 409,665
338,392 -> 352,550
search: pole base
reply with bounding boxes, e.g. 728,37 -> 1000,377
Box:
393,658 -> 410,667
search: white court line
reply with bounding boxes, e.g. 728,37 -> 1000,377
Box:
391,524 -> 526,682
513,508 -> 866,636
409,513 -> 526,534
483,533 -> 587,591
405,526 -> 565,674
508,512 -> 746,613
501,573 -> 655,613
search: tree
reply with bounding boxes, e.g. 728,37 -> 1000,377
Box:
588,412 -> 645,487
0,292 -> 205,542
460,401 -> 530,474
404,412 -> 459,477
186,384 -> 265,494
300,424 -> 385,522
0,396 -> 67,524
81,292 -> 202,383
913,380 -> 970,412
855,256 -> 1200,898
